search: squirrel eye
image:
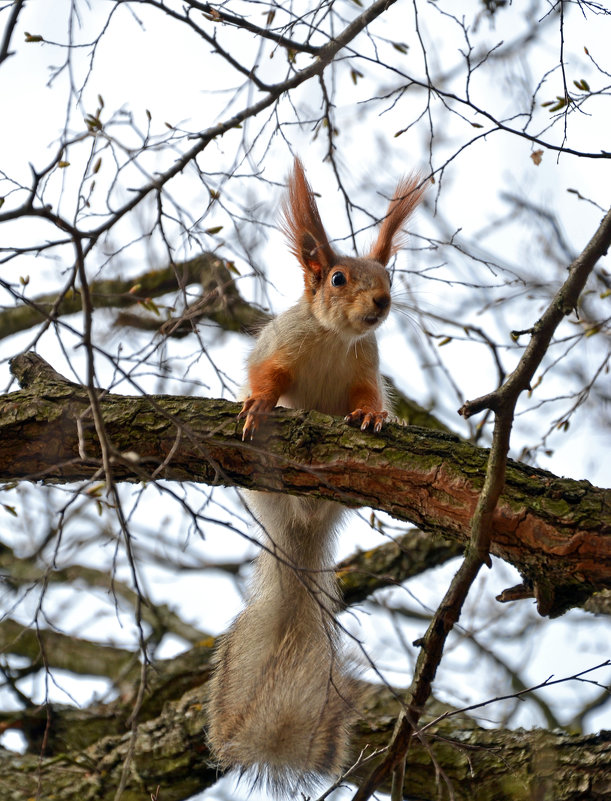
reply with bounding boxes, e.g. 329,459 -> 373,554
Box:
331,271 -> 347,287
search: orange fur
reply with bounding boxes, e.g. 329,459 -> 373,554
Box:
369,174 -> 426,266
247,353 -> 293,405
346,377 -> 388,431
240,353 -> 293,440
348,376 -> 384,411
281,158 -> 337,297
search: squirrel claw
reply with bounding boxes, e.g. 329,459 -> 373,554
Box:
239,397 -> 275,441
241,415 -> 256,441
345,408 -> 388,433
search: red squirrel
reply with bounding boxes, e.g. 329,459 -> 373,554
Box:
207,158 -> 425,796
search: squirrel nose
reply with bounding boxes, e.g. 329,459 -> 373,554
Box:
373,293 -> 390,311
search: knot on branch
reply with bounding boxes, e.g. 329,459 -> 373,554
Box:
10,352 -> 74,392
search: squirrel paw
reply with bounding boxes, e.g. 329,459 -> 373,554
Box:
238,396 -> 276,441
344,408 -> 388,433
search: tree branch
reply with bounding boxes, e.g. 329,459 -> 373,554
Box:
0,0 -> 25,66
0,254 -> 269,342
1,353 -> 608,617
1,676 -> 608,801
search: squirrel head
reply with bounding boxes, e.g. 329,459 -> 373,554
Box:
281,158 -> 425,338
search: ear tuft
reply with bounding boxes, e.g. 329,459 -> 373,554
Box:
281,159 -> 336,284
369,175 -> 426,266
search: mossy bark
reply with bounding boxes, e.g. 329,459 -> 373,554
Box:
1,353 -> 609,617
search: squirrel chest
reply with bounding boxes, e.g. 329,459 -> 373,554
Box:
247,299 -> 383,419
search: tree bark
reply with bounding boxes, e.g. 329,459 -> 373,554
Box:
1,353 -> 609,617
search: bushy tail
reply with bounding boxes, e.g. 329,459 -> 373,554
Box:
207,496 -> 356,796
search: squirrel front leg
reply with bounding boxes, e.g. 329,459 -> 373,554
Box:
345,376 -> 388,433
239,354 -> 293,441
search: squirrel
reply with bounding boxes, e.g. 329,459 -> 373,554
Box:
207,158 -> 425,796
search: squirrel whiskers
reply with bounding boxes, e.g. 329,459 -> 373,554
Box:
207,158 -> 425,796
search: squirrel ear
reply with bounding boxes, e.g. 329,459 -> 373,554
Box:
282,158 -> 336,285
297,230 -> 333,276
369,175 -> 426,267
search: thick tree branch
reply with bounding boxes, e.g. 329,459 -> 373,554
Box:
2,615 -> 608,801
0,547 -> 210,645
1,353 -> 608,617
0,673 -> 608,801
337,529 -> 463,605
0,254 -> 270,341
